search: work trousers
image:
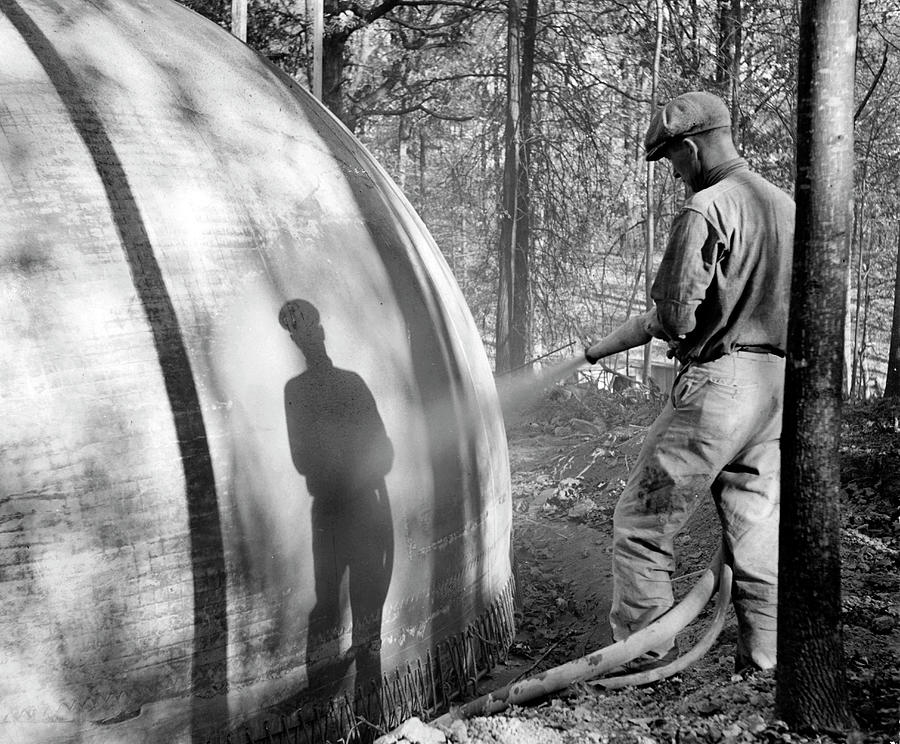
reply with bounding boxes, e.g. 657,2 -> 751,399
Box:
609,351 -> 784,670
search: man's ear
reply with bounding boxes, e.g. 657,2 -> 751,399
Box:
683,137 -> 700,161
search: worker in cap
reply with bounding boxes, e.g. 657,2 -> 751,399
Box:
584,91 -> 795,674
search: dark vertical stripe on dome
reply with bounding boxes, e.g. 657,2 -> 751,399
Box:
1,2 -> 228,739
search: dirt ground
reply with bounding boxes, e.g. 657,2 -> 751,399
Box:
379,382 -> 900,744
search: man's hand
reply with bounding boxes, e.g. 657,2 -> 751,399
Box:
584,344 -> 603,365
641,307 -> 687,357
642,307 -> 665,339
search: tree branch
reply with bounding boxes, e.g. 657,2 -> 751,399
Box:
393,0 -> 499,11
854,44 -> 889,121
359,0 -> 404,24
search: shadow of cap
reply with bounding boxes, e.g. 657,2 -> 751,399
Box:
279,299 -> 321,333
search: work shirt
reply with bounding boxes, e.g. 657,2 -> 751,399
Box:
651,158 -> 795,364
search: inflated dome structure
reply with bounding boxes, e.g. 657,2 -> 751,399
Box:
0,2 -> 513,742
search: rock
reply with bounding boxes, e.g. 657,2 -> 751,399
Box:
447,719 -> 469,742
533,488 -> 556,510
568,501 -> 597,519
872,614 -> 896,633
722,722 -> 742,739
677,733 -> 704,744
572,418 -> 605,435
696,698 -> 723,715
434,718 -> 469,743
746,714 -> 767,734
374,716 -> 447,744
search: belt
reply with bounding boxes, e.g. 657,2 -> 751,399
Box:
678,347 -> 784,365
734,345 -> 785,357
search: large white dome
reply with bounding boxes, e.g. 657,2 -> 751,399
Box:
0,1 -> 513,741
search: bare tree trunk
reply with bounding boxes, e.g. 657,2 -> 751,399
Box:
310,0 -> 323,98
715,0 -> 742,144
322,0 -> 353,129
459,210 -> 469,297
691,0 -> 701,76
644,0 -> 663,384
419,128 -> 427,217
859,272 -> 870,397
777,0 -> 857,732
511,0 -> 538,370
850,160 -> 868,399
231,0 -> 247,40
495,0 -> 522,374
319,0 -> 405,128
885,225 -> 900,397
716,0 -> 734,89
496,0 -> 537,374
730,0 -> 742,149
852,264 -> 871,399
397,115 -> 409,191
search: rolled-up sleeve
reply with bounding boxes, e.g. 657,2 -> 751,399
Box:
650,208 -> 720,338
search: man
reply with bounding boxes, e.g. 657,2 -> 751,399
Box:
585,91 -> 795,673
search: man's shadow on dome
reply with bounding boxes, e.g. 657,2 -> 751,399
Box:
279,299 -> 394,711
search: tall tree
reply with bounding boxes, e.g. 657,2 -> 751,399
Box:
320,0 -> 404,128
729,0 -> 742,146
776,0 -> 858,732
231,0 -> 247,40
310,0 -> 323,98
513,0 -> 538,368
643,0 -> 664,383
849,137 -> 876,399
715,0 -> 735,91
715,0 -> 743,146
495,0 -> 536,374
494,0 -> 523,375
884,226 -> 900,397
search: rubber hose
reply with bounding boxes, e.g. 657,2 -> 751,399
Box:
432,547 -> 725,724
591,556 -> 733,689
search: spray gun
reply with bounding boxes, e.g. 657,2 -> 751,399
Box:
498,308 -> 667,421
583,308 -> 663,364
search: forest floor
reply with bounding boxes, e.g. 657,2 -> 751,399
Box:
379,381 -> 900,744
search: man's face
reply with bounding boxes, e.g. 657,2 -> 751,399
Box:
665,138 -> 702,193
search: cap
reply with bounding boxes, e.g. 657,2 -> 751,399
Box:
644,92 -> 732,161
